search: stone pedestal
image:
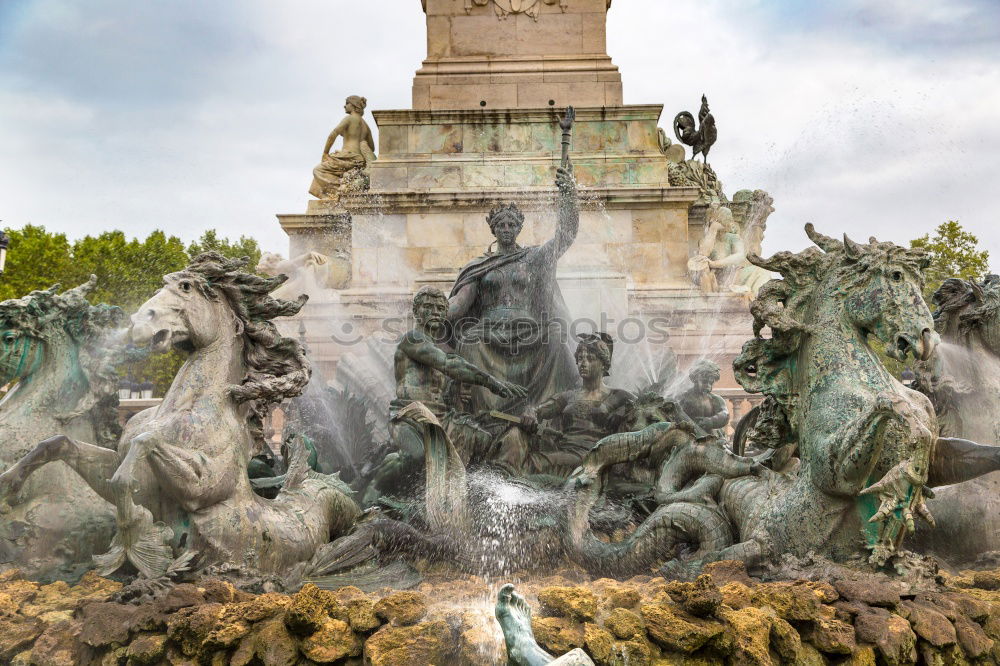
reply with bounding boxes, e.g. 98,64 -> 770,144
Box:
276,0 -> 757,388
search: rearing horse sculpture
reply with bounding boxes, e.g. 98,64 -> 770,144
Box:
913,275 -> 1000,560
0,278 -> 125,580
562,226 -> 1000,573
0,254 -> 359,578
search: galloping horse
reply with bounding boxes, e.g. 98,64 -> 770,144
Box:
0,278 -> 124,580
0,254 -> 359,578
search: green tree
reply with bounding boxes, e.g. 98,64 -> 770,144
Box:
0,224 -> 263,396
911,220 -> 990,300
187,229 -> 261,270
0,225 -> 74,301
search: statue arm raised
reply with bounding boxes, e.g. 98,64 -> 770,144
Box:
542,166 -> 579,259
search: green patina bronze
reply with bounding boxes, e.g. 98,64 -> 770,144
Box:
0,277 -> 127,580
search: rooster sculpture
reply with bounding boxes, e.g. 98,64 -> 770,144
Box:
673,94 -> 717,162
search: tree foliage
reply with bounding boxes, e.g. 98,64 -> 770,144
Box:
0,224 -> 263,395
911,220 -> 990,300
187,229 -> 261,271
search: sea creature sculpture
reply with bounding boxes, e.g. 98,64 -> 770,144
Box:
0,254 -> 359,579
565,226 -> 1000,575
912,275 -> 1000,560
0,278 -> 126,580
673,94 -> 717,162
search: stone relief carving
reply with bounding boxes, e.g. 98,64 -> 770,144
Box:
465,0 -> 568,20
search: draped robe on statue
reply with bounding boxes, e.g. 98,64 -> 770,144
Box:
449,242 -> 579,415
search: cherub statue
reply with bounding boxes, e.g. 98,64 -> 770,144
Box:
675,359 -> 729,438
309,95 -> 376,200
673,94 -> 717,162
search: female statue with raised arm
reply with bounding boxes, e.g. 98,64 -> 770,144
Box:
448,164 -> 580,414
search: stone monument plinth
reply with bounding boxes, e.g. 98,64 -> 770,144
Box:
278,0 -> 766,389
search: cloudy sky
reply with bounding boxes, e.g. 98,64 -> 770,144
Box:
1,0 -> 998,264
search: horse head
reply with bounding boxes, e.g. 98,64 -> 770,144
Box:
130,252 -> 312,449
949,275 -> 1000,356
130,267 -> 232,355
837,235 -> 938,362
0,278 -> 126,445
0,288 -> 54,386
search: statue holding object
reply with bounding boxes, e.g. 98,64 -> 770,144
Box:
448,107 -> 580,415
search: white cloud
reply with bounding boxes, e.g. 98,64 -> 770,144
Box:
0,0 -> 997,268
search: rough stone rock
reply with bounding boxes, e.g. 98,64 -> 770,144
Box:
936,590 -> 992,623
605,586 -> 641,610
301,617 -> 362,663
227,592 -> 291,624
21,572 -> 120,619
373,590 -> 428,626
972,570 -> 1000,591
159,584 -> 207,613
532,616 -> 586,655
164,603 -> 225,657
717,606 -> 772,665
125,632 -> 168,664
0,616 -> 43,662
833,578 -> 900,607
843,644 -> 877,665
653,653 -> 725,665
807,616 -> 856,654
202,615 -> 251,651
342,597 -> 381,632
917,642 -> 968,666
458,623 -> 502,665
767,614 -> 803,662
666,575 -> 722,618
364,620 -> 452,666
538,586 -> 599,622
719,582 -> 753,610
614,638 -> 652,665
952,614 -> 994,659
803,580 -> 838,604
640,603 -> 724,653
79,602 -> 140,648
853,608 -> 917,666
702,560 -> 754,587
899,600 -> 957,648
795,642 -> 828,666
197,578 -> 249,605
0,578 -> 38,614
28,619 -> 83,666
584,622 -> 615,665
751,582 -> 823,621
231,616 -> 299,666
285,583 -> 338,635
605,607 -> 645,640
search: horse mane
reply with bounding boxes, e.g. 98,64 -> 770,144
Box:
176,252 -> 311,451
0,277 -> 128,448
735,224 -> 930,447
944,275 -> 1000,338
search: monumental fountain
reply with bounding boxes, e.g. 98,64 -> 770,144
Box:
3,1 -> 1000,664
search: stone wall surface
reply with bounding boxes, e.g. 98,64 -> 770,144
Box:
6,562 -> 1000,665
